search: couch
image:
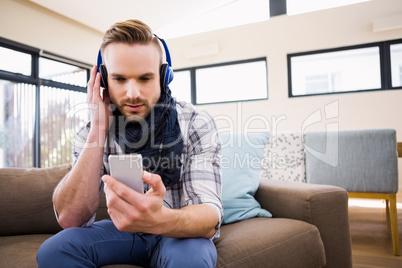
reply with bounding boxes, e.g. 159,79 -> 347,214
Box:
0,162 -> 352,267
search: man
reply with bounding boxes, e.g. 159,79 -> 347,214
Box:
37,19 -> 222,268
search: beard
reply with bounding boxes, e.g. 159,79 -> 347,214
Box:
113,96 -> 152,123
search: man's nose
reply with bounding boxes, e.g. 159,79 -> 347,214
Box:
126,80 -> 140,100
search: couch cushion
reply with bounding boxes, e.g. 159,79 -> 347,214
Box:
0,218 -> 326,268
220,132 -> 272,224
0,234 -> 52,267
0,164 -> 71,235
214,217 -> 326,268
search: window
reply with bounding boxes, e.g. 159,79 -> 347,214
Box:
288,39 -> 402,97
0,38 -> 89,168
305,74 -> 330,94
169,70 -> 192,103
39,57 -> 87,87
39,87 -> 87,167
173,58 -> 268,105
0,81 -> 36,167
196,59 -> 267,104
0,47 -> 32,76
390,43 -> 402,88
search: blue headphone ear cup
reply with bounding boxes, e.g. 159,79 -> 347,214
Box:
160,63 -> 174,89
100,64 -> 108,90
166,65 -> 174,86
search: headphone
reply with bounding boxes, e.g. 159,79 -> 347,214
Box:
96,35 -> 174,90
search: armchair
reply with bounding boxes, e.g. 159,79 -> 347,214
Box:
304,129 -> 400,256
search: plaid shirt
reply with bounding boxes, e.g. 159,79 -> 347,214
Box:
72,100 -> 223,239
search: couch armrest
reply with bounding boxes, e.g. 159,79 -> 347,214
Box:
0,164 -> 71,235
255,179 -> 352,268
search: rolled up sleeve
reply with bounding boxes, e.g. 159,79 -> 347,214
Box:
179,108 -> 223,239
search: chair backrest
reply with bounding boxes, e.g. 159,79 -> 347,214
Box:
304,129 -> 398,193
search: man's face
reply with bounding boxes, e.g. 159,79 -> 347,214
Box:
103,42 -> 161,121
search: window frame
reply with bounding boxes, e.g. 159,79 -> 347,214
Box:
0,37 -> 90,167
174,57 -> 268,105
287,38 -> 402,98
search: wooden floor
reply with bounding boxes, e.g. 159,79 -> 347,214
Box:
349,198 -> 402,268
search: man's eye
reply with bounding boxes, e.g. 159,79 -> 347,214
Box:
140,77 -> 151,81
113,77 -> 125,82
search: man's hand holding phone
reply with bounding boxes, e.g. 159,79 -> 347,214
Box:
108,154 -> 144,193
102,154 -> 169,234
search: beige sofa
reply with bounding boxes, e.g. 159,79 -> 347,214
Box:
0,164 -> 352,268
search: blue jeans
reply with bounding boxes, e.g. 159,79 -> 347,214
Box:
37,219 -> 217,268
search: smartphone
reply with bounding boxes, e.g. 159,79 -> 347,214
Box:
108,154 -> 144,194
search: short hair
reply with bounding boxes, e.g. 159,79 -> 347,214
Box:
100,19 -> 162,65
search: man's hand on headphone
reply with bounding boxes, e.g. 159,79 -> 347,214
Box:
87,65 -> 112,137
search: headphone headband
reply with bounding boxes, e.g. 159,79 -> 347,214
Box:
154,35 -> 172,67
97,49 -> 103,72
97,34 -> 173,89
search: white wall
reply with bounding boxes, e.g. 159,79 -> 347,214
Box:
1,0 -> 401,189
165,0 -> 402,189
0,0 -> 102,65
167,0 -> 402,135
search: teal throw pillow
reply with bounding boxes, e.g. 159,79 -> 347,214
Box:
220,132 -> 272,224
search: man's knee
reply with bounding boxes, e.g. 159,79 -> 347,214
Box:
155,238 -> 217,268
37,231 -> 65,266
36,227 -> 92,268
185,239 -> 216,268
